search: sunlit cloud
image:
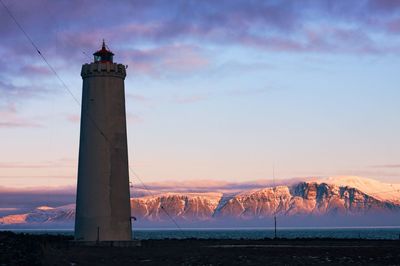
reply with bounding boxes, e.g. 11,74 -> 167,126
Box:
226,88 -> 271,97
370,164 -> 400,169
1,0 -> 399,190
65,114 -> 80,123
120,44 -> 209,76
0,158 -> 75,169
172,95 -> 208,104
126,93 -> 151,103
0,103 -> 43,128
19,65 -> 51,76
127,113 -> 143,124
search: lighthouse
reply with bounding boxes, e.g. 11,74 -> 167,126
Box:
75,41 -> 132,241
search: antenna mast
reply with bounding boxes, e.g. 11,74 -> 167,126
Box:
273,165 -> 277,239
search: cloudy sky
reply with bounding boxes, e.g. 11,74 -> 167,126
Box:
1,0 -> 400,190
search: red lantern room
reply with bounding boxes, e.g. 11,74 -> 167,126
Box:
93,40 -> 114,63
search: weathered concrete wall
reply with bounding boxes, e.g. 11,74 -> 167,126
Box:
75,62 -> 131,241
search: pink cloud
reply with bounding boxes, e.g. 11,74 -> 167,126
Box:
127,113 -> 143,124
371,164 -> 400,169
386,18 -> 400,33
239,35 -> 305,52
66,114 -> 80,123
120,44 -> 209,76
0,104 -> 43,128
233,24 -> 399,54
367,0 -> 400,12
0,159 -> 73,169
0,80 -> 54,112
126,93 -> 151,103
3,0 -> 400,98
160,49 -> 209,71
226,88 -> 270,97
0,121 -> 41,128
0,175 -> 74,179
311,169 -> 400,179
2,0 -> 400,61
172,95 -> 208,104
0,185 -> 76,194
19,65 -> 51,76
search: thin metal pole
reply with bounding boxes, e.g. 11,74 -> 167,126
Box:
273,165 -> 277,239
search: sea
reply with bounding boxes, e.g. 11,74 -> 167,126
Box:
3,227 -> 400,240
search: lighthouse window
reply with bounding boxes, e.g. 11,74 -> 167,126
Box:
103,54 -> 113,62
94,54 -> 113,63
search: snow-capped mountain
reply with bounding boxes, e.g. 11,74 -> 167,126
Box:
1,176 -> 400,227
130,181 -> 400,222
0,204 -> 75,225
317,176 -> 400,204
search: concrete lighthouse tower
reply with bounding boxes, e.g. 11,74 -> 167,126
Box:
75,41 -> 132,241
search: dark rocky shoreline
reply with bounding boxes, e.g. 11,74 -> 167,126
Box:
1,231 -> 400,265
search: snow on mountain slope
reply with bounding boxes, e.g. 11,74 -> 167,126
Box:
1,176 -> 399,226
131,192 -> 222,221
129,179 -> 400,221
213,182 -> 399,219
315,176 -> 400,204
0,213 -> 29,224
0,204 -> 75,224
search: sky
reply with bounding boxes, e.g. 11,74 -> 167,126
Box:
1,0 -> 400,190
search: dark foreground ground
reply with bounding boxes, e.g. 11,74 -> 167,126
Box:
1,232 -> 400,265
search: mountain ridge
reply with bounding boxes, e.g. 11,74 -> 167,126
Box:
1,176 -> 400,227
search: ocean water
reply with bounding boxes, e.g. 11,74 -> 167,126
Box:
3,227 -> 400,240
